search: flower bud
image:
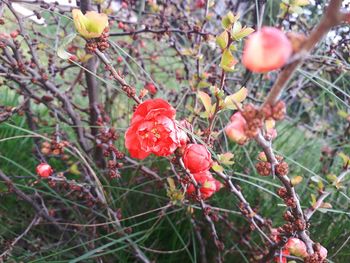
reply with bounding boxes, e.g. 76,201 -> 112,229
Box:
225,112 -> 248,145
319,245 -> 328,260
187,171 -> 222,199
144,82 -> 157,95
243,27 -> 292,73
36,163 -> 53,178
183,144 -> 212,173
285,238 -> 308,258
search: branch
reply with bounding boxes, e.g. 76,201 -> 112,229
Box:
304,169 -> 349,221
94,49 -> 141,104
0,170 -> 62,230
262,0 -> 347,107
0,216 -> 40,261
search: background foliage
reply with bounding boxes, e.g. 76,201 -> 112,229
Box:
0,0 -> 349,262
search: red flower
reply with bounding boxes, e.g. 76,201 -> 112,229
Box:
36,163 -> 53,178
187,171 -> 223,199
182,144 -> 212,173
243,27 -> 292,73
125,99 -> 185,159
225,112 -> 248,145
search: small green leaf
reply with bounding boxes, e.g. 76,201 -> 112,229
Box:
231,21 -> 242,36
198,91 -> 213,117
232,27 -> 255,40
212,162 -> 224,173
216,31 -> 229,49
218,152 -> 235,165
221,11 -> 237,29
223,87 -> 248,109
220,49 -> 237,72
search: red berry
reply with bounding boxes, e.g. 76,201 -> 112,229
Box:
117,56 -> 123,63
36,163 -> 53,178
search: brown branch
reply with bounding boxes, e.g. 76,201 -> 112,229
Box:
178,158 -> 223,261
256,0 -> 348,258
94,49 -> 141,104
80,0 -> 105,166
0,215 -> 40,261
214,170 -> 272,245
0,169 -> 62,230
262,0 -> 347,107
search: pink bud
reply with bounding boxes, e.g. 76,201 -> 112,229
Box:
187,171 -> 222,199
36,163 -> 53,178
319,245 -> 328,260
243,27 -> 292,73
285,238 -> 308,258
118,22 -> 124,29
144,82 -> 157,95
183,144 -> 212,173
225,112 -> 248,145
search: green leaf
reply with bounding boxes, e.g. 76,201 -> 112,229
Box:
198,91 -> 213,117
197,80 -> 211,89
216,31 -> 229,49
232,27 -> 255,41
220,49 -> 237,72
223,87 -> 248,109
231,21 -> 242,36
57,33 -> 76,60
218,152 -> 235,165
221,11 -> 237,29
212,162 -> 224,173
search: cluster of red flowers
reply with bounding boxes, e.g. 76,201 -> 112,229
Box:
125,99 -> 222,199
182,144 -> 222,199
270,229 -> 327,263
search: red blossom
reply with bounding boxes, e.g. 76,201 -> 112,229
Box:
125,99 -> 185,159
187,171 -> 223,199
36,163 -> 53,178
182,144 -> 213,173
243,27 -> 292,73
225,112 -> 248,145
